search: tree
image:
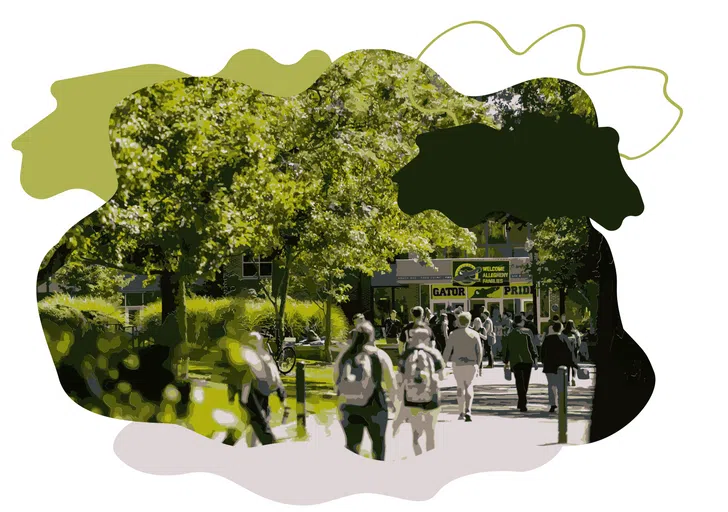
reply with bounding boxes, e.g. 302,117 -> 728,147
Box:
528,216 -> 592,314
42,50 -> 491,352
52,262 -> 133,304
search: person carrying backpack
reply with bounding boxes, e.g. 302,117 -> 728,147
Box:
333,320 -> 398,461
399,306 -> 435,354
223,332 -> 290,446
394,322 -> 446,456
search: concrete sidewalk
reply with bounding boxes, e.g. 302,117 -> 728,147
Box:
224,363 -> 594,461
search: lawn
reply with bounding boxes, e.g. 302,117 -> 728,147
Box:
182,359 -> 339,441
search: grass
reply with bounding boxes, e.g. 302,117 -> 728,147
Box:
183,359 -> 338,440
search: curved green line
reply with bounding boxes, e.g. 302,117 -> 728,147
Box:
410,21 -> 683,160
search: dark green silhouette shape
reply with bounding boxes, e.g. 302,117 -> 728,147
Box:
393,113 -> 643,231
393,113 -> 654,444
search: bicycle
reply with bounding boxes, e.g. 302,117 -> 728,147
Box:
259,328 -> 297,375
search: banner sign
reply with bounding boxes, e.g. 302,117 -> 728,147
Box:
452,260 -> 510,287
431,284 -> 534,300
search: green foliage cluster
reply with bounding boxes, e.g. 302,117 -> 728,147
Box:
52,262 -> 133,304
137,297 -> 349,348
38,294 -> 125,330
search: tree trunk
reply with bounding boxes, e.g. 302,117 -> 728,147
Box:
323,276 -> 333,363
275,246 -> 293,347
559,287 -> 567,316
160,271 -> 177,323
588,226 -> 655,443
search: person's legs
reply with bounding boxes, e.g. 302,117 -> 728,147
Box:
367,408 -> 389,461
485,344 -> 494,367
462,364 -> 477,416
453,365 -> 466,415
424,408 -> 439,452
341,408 -> 366,455
522,364 -> 533,408
514,365 -> 526,410
409,409 -> 425,456
545,373 -> 557,406
245,390 -> 276,445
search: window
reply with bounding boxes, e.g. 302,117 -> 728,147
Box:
242,256 -> 273,279
512,247 -> 528,258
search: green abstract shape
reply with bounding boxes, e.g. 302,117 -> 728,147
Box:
409,21 -> 683,161
13,50 -> 332,202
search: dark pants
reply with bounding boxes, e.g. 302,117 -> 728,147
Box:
223,388 -> 275,446
483,343 -> 494,367
340,405 -> 389,461
513,363 -> 533,409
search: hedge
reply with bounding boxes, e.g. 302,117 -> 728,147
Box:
137,297 -> 349,349
38,294 -> 125,331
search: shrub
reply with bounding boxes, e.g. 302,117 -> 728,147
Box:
38,294 -> 125,330
135,296 -> 349,348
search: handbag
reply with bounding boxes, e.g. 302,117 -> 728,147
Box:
504,367 -> 512,381
577,367 -> 590,380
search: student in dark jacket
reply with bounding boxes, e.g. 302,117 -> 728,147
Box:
502,315 -> 539,412
540,322 -> 580,413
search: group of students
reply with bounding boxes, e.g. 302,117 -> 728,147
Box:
215,306 -> 588,460
332,308 -> 446,460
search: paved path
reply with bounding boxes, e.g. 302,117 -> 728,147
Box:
215,363 -> 595,461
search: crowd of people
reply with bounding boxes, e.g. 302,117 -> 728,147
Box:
217,305 -> 590,461
331,305 -> 589,459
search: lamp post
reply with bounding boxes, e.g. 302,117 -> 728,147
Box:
524,238 -> 539,336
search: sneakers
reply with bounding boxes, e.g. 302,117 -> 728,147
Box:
549,406 -> 557,413
464,414 -> 473,422
458,413 -> 465,420
518,406 -> 528,412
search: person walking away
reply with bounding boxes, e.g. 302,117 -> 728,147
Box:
471,318 -> 490,375
480,310 -> 496,367
430,310 -> 449,354
561,320 -> 581,386
334,320 -> 398,460
223,332 -> 290,446
383,310 -> 403,346
540,322 -> 580,413
442,312 -> 483,422
524,314 -> 541,357
399,306 -> 435,354
502,315 -> 539,412
394,322 -> 446,455
446,306 -> 458,335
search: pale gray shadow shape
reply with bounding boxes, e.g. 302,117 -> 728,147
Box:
113,414 -> 579,505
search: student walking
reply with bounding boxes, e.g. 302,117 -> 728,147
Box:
334,320 -> 398,461
561,320 -> 581,386
394,322 -> 446,456
502,315 -> 539,412
429,310 -> 449,354
479,310 -> 496,368
399,306 -> 435,354
383,310 -> 403,344
540,322 -> 580,413
223,332 -> 290,446
443,312 -> 483,422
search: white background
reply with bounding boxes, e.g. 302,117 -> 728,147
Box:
1,0 -> 725,510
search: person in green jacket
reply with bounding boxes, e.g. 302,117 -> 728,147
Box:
502,315 -> 539,412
